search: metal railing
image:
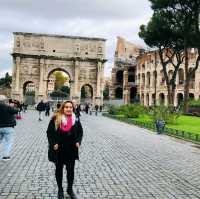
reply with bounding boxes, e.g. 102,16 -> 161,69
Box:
103,113 -> 200,143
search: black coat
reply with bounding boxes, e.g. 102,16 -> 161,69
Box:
0,103 -> 18,128
37,102 -> 45,112
45,103 -> 50,111
46,117 -> 83,163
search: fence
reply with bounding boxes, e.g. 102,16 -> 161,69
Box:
103,113 -> 200,143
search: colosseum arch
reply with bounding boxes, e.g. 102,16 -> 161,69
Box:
11,32 -> 106,105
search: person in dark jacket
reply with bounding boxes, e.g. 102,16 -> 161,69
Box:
85,103 -> 89,114
47,101 -> 83,199
57,101 -> 61,110
75,104 -> 81,119
95,104 -> 99,116
0,99 -> 18,160
45,102 -> 51,116
37,100 -> 45,121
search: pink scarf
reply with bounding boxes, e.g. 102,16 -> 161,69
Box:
60,115 -> 72,132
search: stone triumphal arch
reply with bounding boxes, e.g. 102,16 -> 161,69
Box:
11,32 -> 106,105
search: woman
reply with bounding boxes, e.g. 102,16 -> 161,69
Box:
47,101 -> 83,199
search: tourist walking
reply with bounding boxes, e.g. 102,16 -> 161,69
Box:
45,102 -> 50,116
95,104 -> 99,116
85,103 -> 89,114
0,99 -> 18,160
99,105 -> 103,112
57,101 -> 61,110
75,104 -> 81,119
89,103 -> 92,115
37,100 -> 45,121
46,101 -> 83,199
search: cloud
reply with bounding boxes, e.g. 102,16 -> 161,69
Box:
0,0 -> 152,20
0,0 -> 153,78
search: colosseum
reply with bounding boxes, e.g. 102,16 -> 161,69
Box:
110,37 -> 200,106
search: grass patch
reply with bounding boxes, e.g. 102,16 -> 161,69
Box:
132,114 -> 200,134
133,115 -> 152,123
167,115 -> 200,134
104,112 -> 200,143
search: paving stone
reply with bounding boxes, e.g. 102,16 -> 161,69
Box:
0,111 -> 200,198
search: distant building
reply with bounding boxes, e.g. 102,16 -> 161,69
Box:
137,48 -> 200,106
110,36 -> 144,104
110,37 -> 200,106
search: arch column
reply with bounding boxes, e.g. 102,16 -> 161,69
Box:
145,72 -> 149,89
12,56 -> 21,101
71,60 -> 80,103
110,68 -> 116,100
176,72 -> 179,86
123,66 -> 129,104
164,93 -> 168,106
38,58 -> 46,101
155,92 -> 159,105
195,69 -> 200,98
100,63 -> 104,105
95,61 -> 103,105
157,71 -> 161,86
15,57 -> 20,92
143,93 -> 147,106
149,93 -> 152,106
150,72 -> 154,88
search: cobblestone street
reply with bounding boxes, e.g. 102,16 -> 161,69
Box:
1,111 -> 200,199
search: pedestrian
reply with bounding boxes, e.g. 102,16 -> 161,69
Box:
45,102 -> 50,117
95,104 -> 99,116
37,100 -> 45,121
14,100 -> 22,119
99,105 -> 103,113
75,104 -> 81,119
57,101 -> 61,110
89,104 -> 92,115
24,103 -> 28,112
46,101 -> 83,199
85,103 -> 89,114
0,99 -> 18,160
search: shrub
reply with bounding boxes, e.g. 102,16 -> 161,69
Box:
107,105 -> 120,115
189,99 -> 200,107
148,106 -> 180,124
118,104 -> 145,118
107,104 -> 145,118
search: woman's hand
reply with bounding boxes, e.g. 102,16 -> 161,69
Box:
75,142 -> 80,148
53,144 -> 59,151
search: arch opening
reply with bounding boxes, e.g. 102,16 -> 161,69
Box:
23,81 -> 36,105
115,87 -> 123,99
81,84 -> 93,103
159,93 -> 165,105
116,70 -> 123,83
47,69 -> 71,101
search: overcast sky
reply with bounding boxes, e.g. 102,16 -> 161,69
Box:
0,0 -> 153,78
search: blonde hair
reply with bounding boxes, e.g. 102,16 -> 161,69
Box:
53,101 -> 74,129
